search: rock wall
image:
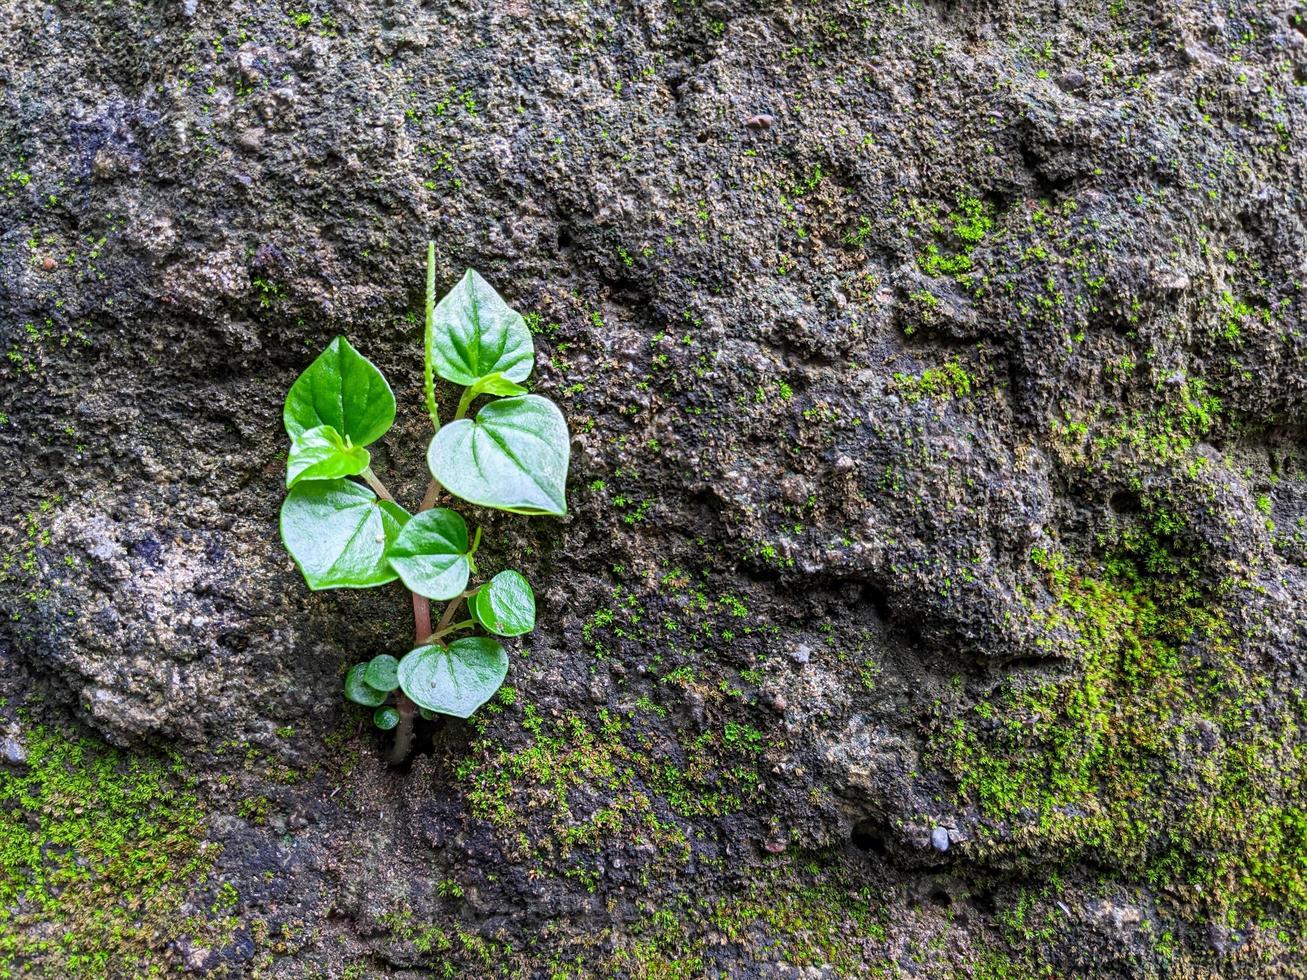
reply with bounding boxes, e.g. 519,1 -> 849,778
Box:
2,0 -> 1306,975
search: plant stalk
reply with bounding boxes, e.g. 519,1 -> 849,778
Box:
381,254 -> 471,763
436,588 -> 476,634
454,388 -> 475,421
386,692 -> 417,765
361,467 -> 394,502
423,241 -> 439,430
432,618 -> 475,639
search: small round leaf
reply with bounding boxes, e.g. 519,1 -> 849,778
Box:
472,570 -> 536,637
373,706 -> 401,730
398,638 -> 509,719
427,395 -> 570,516
363,654 -> 400,692
344,663 -> 388,707
385,508 -> 471,600
280,479 -> 410,590
284,336 -> 396,447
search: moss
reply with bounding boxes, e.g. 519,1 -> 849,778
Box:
0,723 -> 219,976
456,705 -> 692,871
931,499 -> 1307,939
603,857 -> 896,977
376,907 -> 519,978
892,358 -> 976,404
1050,375 -> 1222,471
916,193 -> 994,286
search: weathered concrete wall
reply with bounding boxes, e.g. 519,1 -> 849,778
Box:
2,0 -> 1305,974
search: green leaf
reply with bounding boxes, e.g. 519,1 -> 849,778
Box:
472,570 -> 536,637
427,395 -> 570,516
345,663 -> 389,706
286,425 -> 370,488
284,336 -> 396,447
397,638 -> 508,719
280,479 -> 410,590
385,508 -> 471,600
363,654 -> 400,692
470,372 -> 530,398
430,269 -> 534,386
373,706 -> 401,730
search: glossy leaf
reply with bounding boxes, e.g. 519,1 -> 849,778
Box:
286,425 -> 370,488
363,654 -> 400,692
344,663 -> 388,707
397,638 -> 508,719
385,508 -> 471,600
373,706 -> 401,730
284,336 -> 396,447
471,373 -> 529,397
430,269 -> 533,386
280,479 -> 410,590
472,570 -> 536,637
427,395 -> 569,516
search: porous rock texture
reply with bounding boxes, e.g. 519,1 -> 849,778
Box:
2,0 -> 1306,975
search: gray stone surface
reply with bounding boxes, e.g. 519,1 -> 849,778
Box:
1,0 -> 1305,974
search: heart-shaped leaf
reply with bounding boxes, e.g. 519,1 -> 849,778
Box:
363,653 -> 400,692
427,395 -> 569,516
286,424 -> 370,488
280,479 -> 410,590
344,663 -> 389,706
373,706 -> 401,730
284,337 -> 396,447
472,570 -> 536,637
385,508 -> 472,600
397,638 -> 508,719
430,269 -> 533,386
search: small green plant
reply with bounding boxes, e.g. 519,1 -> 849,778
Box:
279,244 -> 570,762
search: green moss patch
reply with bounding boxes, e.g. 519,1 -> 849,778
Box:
0,725 -> 218,976
931,503 -> 1307,939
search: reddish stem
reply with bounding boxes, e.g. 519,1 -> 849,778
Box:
363,463 -> 456,762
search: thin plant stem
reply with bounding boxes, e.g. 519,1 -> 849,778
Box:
359,465 -> 423,761
454,387 -> 475,420
437,588 -> 477,634
361,467 -> 394,502
412,593 -> 431,643
386,695 -> 416,765
381,259 -> 478,760
423,241 -> 439,431
432,619 -> 476,639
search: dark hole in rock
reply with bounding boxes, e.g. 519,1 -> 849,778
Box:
557,227 -> 574,250
1109,489 -> 1142,514
851,819 -> 888,855
862,584 -> 891,621
900,618 -> 924,648
696,131 -> 709,143
219,631 -> 250,653
1003,656 -> 1051,672
392,715 -> 444,772
929,889 -> 952,908
970,890 -> 996,915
